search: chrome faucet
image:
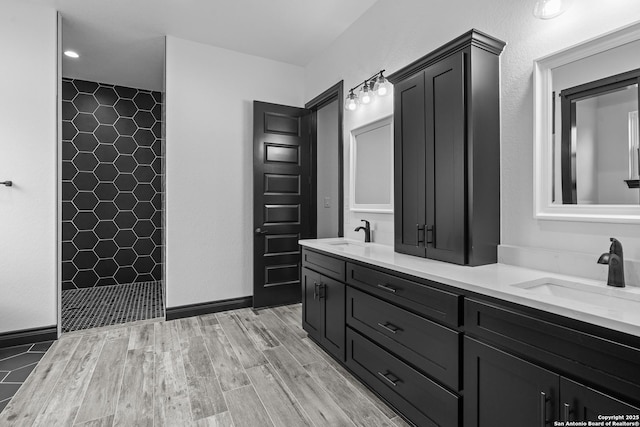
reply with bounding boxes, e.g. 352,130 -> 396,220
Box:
354,219 -> 371,243
597,237 -> 625,288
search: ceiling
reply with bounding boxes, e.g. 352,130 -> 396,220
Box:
42,0 -> 379,91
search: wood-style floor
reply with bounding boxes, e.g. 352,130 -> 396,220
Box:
0,304 -> 410,426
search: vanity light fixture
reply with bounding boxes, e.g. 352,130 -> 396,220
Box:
374,72 -> 390,96
64,50 -> 80,58
344,70 -> 390,111
345,90 -> 359,111
533,0 -> 570,19
360,83 -> 373,105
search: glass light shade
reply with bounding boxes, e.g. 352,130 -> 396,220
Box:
360,84 -> 374,105
533,0 -> 569,19
345,91 -> 359,111
374,74 -> 390,96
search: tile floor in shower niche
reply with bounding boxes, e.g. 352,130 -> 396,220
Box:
61,280 -> 164,332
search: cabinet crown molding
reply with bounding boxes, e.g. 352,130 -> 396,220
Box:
388,28 -> 506,84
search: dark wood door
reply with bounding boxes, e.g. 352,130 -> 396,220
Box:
464,337 -> 559,427
560,377 -> 640,421
394,71 -> 427,257
425,52 -> 466,264
253,101 -> 311,308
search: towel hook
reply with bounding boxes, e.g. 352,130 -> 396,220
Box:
1,181 -> 13,187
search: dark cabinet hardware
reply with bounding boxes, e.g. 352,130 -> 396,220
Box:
563,403 -> 571,422
377,283 -> 397,293
540,391 -> 548,427
377,322 -> 401,334
1,181 -> 12,187
318,283 -> 325,300
377,371 -> 400,387
313,282 -> 318,300
426,225 -> 434,245
416,224 -> 425,244
254,227 -> 268,235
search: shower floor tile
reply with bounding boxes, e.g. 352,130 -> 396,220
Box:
61,281 -> 164,333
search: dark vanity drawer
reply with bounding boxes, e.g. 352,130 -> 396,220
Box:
346,328 -> 460,427
465,299 -> 640,403
302,248 -> 345,281
346,263 -> 460,327
347,286 -> 460,390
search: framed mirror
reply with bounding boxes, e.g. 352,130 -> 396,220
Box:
534,21 -> 640,222
349,116 -> 393,213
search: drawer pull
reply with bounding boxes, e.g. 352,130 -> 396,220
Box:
377,283 -> 397,293
540,391 -> 548,427
377,322 -> 401,334
377,371 -> 400,387
563,403 -> 571,422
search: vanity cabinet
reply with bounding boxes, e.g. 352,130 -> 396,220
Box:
389,30 -> 505,266
301,249 -> 346,360
464,299 -> 640,425
465,337 -> 640,426
300,244 -> 640,426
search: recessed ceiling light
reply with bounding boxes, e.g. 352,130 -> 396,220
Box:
64,50 -> 79,58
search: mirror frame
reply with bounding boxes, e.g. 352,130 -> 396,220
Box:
533,20 -> 640,223
349,115 -> 394,213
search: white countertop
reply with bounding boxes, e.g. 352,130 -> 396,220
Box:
299,238 -> 640,338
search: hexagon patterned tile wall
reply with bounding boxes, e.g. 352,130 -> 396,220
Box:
61,78 -> 163,290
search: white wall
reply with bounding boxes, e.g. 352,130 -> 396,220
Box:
304,0 -> 640,271
316,99 -> 340,238
0,1 -> 58,333
165,36 -> 304,308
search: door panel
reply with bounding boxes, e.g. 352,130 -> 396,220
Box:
560,377 -> 640,421
464,337 -> 559,427
253,101 -> 311,308
425,53 -> 466,264
394,72 -> 426,257
321,275 -> 345,359
301,267 -> 322,341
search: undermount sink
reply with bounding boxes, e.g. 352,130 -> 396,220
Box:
512,278 -> 640,311
326,240 -> 366,247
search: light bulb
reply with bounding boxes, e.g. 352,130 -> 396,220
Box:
360,84 -> 373,105
374,74 -> 390,96
345,91 -> 359,111
533,0 -> 569,19
64,50 -> 80,58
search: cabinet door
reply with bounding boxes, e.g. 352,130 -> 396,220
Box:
320,275 -> 345,360
301,267 -> 322,342
464,337 -> 559,427
424,53 -> 466,264
394,71 -> 426,257
560,377 -> 640,421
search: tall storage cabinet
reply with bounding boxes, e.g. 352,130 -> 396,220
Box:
389,30 -> 506,266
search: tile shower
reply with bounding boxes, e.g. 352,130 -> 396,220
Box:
61,78 -> 164,332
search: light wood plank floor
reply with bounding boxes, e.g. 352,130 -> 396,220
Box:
0,304 -> 412,427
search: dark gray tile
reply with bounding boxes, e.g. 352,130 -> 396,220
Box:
30,341 -> 54,352
0,352 -> 43,372
0,345 -> 30,362
0,383 -> 21,401
4,363 -> 37,383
